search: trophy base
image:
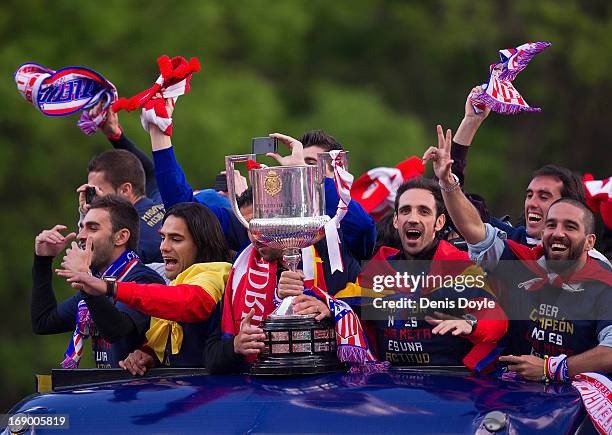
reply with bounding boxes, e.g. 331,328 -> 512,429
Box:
250,353 -> 345,376
250,315 -> 345,376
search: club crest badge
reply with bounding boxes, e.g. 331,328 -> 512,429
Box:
264,170 -> 282,196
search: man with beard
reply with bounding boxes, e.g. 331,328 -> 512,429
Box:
31,195 -> 164,368
428,124 -> 612,382
335,177 -> 507,372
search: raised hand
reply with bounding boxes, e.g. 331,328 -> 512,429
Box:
233,308 -> 266,356
35,225 -> 76,258
119,349 -> 156,376
422,125 -> 454,183
266,133 -> 306,166
76,184 -> 104,215
465,86 -> 491,121
93,101 -> 122,139
61,237 -> 93,273
277,270 -> 305,299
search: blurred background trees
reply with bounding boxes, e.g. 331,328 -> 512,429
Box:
1,0 -> 610,410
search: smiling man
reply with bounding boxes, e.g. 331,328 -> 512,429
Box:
432,124 -> 612,382
490,165 -> 585,247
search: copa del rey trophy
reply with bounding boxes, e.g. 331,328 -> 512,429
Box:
226,153 -> 347,375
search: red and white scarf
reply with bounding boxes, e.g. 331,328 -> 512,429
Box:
14,63 -> 117,135
111,55 -> 200,136
351,156 -> 424,221
470,41 -> 551,115
583,174 -> 612,229
572,373 -> 612,435
324,150 -> 354,273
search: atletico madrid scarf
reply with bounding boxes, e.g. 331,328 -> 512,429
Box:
111,55 -> 200,136
60,250 -> 139,368
470,41 -> 551,115
14,62 -> 117,135
305,286 -> 390,373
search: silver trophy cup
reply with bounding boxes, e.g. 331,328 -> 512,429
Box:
225,153 -> 347,317
226,152 -> 348,375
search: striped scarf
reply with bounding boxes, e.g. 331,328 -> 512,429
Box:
470,41 -> 551,115
14,63 -> 117,135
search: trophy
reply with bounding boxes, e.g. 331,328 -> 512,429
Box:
226,152 -> 347,375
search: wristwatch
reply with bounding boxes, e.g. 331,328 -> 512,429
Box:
103,276 -> 118,298
462,314 -> 478,335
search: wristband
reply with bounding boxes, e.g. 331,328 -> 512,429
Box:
107,127 -> 123,142
545,354 -> 569,383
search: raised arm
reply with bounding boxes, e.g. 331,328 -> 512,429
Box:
451,86 -> 490,185
102,109 -> 159,200
423,125 -> 486,244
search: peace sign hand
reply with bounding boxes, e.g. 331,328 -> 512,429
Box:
422,125 -> 454,184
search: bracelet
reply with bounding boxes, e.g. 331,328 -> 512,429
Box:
439,173 -> 460,192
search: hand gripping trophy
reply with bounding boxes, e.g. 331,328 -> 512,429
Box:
225,137 -> 350,375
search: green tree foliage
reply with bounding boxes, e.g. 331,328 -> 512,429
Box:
1,0 -> 610,410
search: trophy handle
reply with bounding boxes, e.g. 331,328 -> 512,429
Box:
225,154 -> 256,229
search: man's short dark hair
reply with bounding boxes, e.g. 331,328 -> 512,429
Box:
549,197 -> 596,234
88,150 -> 146,197
237,187 -> 253,209
394,177 -> 446,217
298,130 -> 344,151
532,165 -> 585,203
88,195 -> 140,252
163,203 -> 232,263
